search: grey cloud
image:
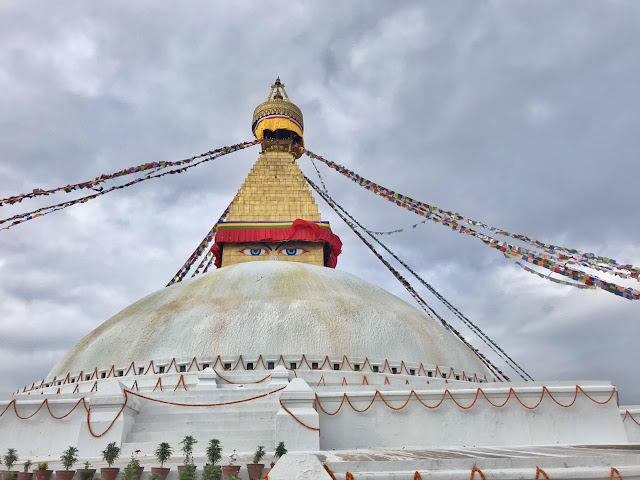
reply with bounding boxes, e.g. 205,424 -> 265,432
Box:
1,1 -> 639,403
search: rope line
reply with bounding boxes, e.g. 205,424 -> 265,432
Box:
303,150 -> 640,300
2,141 -> 258,231
0,141 -> 258,207
305,172 -> 532,381
306,176 -> 507,381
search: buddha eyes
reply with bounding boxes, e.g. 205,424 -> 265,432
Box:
238,247 -> 308,256
239,248 -> 269,256
278,248 -> 308,256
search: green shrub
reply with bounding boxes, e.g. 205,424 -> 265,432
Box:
252,446 -> 266,464
201,464 -> 221,480
274,442 -> 287,460
101,442 -> 121,468
61,446 -> 79,470
179,436 -> 197,464
3,449 -> 18,471
205,440 -> 222,466
177,463 -> 197,480
155,442 -> 172,468
123,455 -> 141,480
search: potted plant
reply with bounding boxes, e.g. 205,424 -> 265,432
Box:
151,443 -> 172,480
32,462 -> 52,480
123,453 -> 143,480
56,446 -> 78,480
17,460 -> 32,480
177,462 -> 196,480
221,450 -> 240,480
202,439 -> 223,480
100,442 -> 121,480
246,446 -> 265,480
76,462 -> 96,480
3,450 -> 18,476
271,442 -> 287,468
177,436 -> 197,473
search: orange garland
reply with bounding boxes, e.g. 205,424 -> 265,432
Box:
345,473 -> 354,480
610,467 -> 623,480
214,370 -> 271,384
278,398 -> 320,434
535,467 -> 550,480
315,385 -> 617,415
21,353 -> 488,393
414,472 -> 422,480
623,410 -> 640,426
470,467 -> 486,480
323,465 -> 337,480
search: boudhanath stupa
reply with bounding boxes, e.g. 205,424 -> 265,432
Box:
2,79 -> 640,480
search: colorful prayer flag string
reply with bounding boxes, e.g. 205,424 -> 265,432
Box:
0,140 -> 258,207
306,176 -> 510,382
303,149 -> 640,301
166,199 -> 236,287
1,141 -> 258,231
306,172 -> 532,380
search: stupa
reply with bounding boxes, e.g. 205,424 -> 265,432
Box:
2,78 -> 640,480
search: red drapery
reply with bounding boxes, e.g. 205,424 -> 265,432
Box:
211,219 -> 342,268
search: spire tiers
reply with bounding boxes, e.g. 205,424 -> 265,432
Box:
214,79 -> 342,269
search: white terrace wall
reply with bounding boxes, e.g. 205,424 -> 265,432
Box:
621,407 -> 640,442
316,381 -> 626,449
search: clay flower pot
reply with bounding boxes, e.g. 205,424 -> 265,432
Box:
100,468 -> 119,480
55,471 -> 75,480
33,471 -> 53,480
18,473 -> 34,480
246,464 -> 264,480
134,467 -> 144,480
221,466 -> 241,480
150,468 -> 170,480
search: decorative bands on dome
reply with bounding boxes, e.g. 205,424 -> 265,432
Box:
211,219 -> 342,268
252,113 -> 304,142
252,78 -> 304,147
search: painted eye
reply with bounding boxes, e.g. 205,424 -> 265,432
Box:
239,248 -> 269,256
278,248 -> 308,256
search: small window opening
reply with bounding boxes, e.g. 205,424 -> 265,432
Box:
138,367 -> 144,375
268,362 -> 275,370
71,378 -> 75,383
442,373 -> 447,378
372,366 -> 379,373
101,372 -> 106,379
159,366 -> 166,374
333,364 -> 340,371
85,375 -> 91,381
247,362 -> 254,371
410,369 -> 416,375
312,362 -> 319,370
179,365 -> 186,373
456,375 -> 460,380
57,381 -> 62,385
354,364 -> 360,371
290,362 -> 297,369
202,363 -> 210,369
117,370 -> 124,377
427,371 -> 433,377
392,367 -> 398,374
224,363 -> 232,371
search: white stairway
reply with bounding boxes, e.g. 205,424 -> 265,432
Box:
120,386 -> 280,455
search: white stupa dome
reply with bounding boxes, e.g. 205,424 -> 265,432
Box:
49,262 -> 489,379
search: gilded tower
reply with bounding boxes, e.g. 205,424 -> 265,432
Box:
212,78 -> 342,268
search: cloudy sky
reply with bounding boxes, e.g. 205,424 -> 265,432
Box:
1,1 -> 639,402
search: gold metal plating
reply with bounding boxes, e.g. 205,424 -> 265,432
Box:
252,77 -> 304,128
